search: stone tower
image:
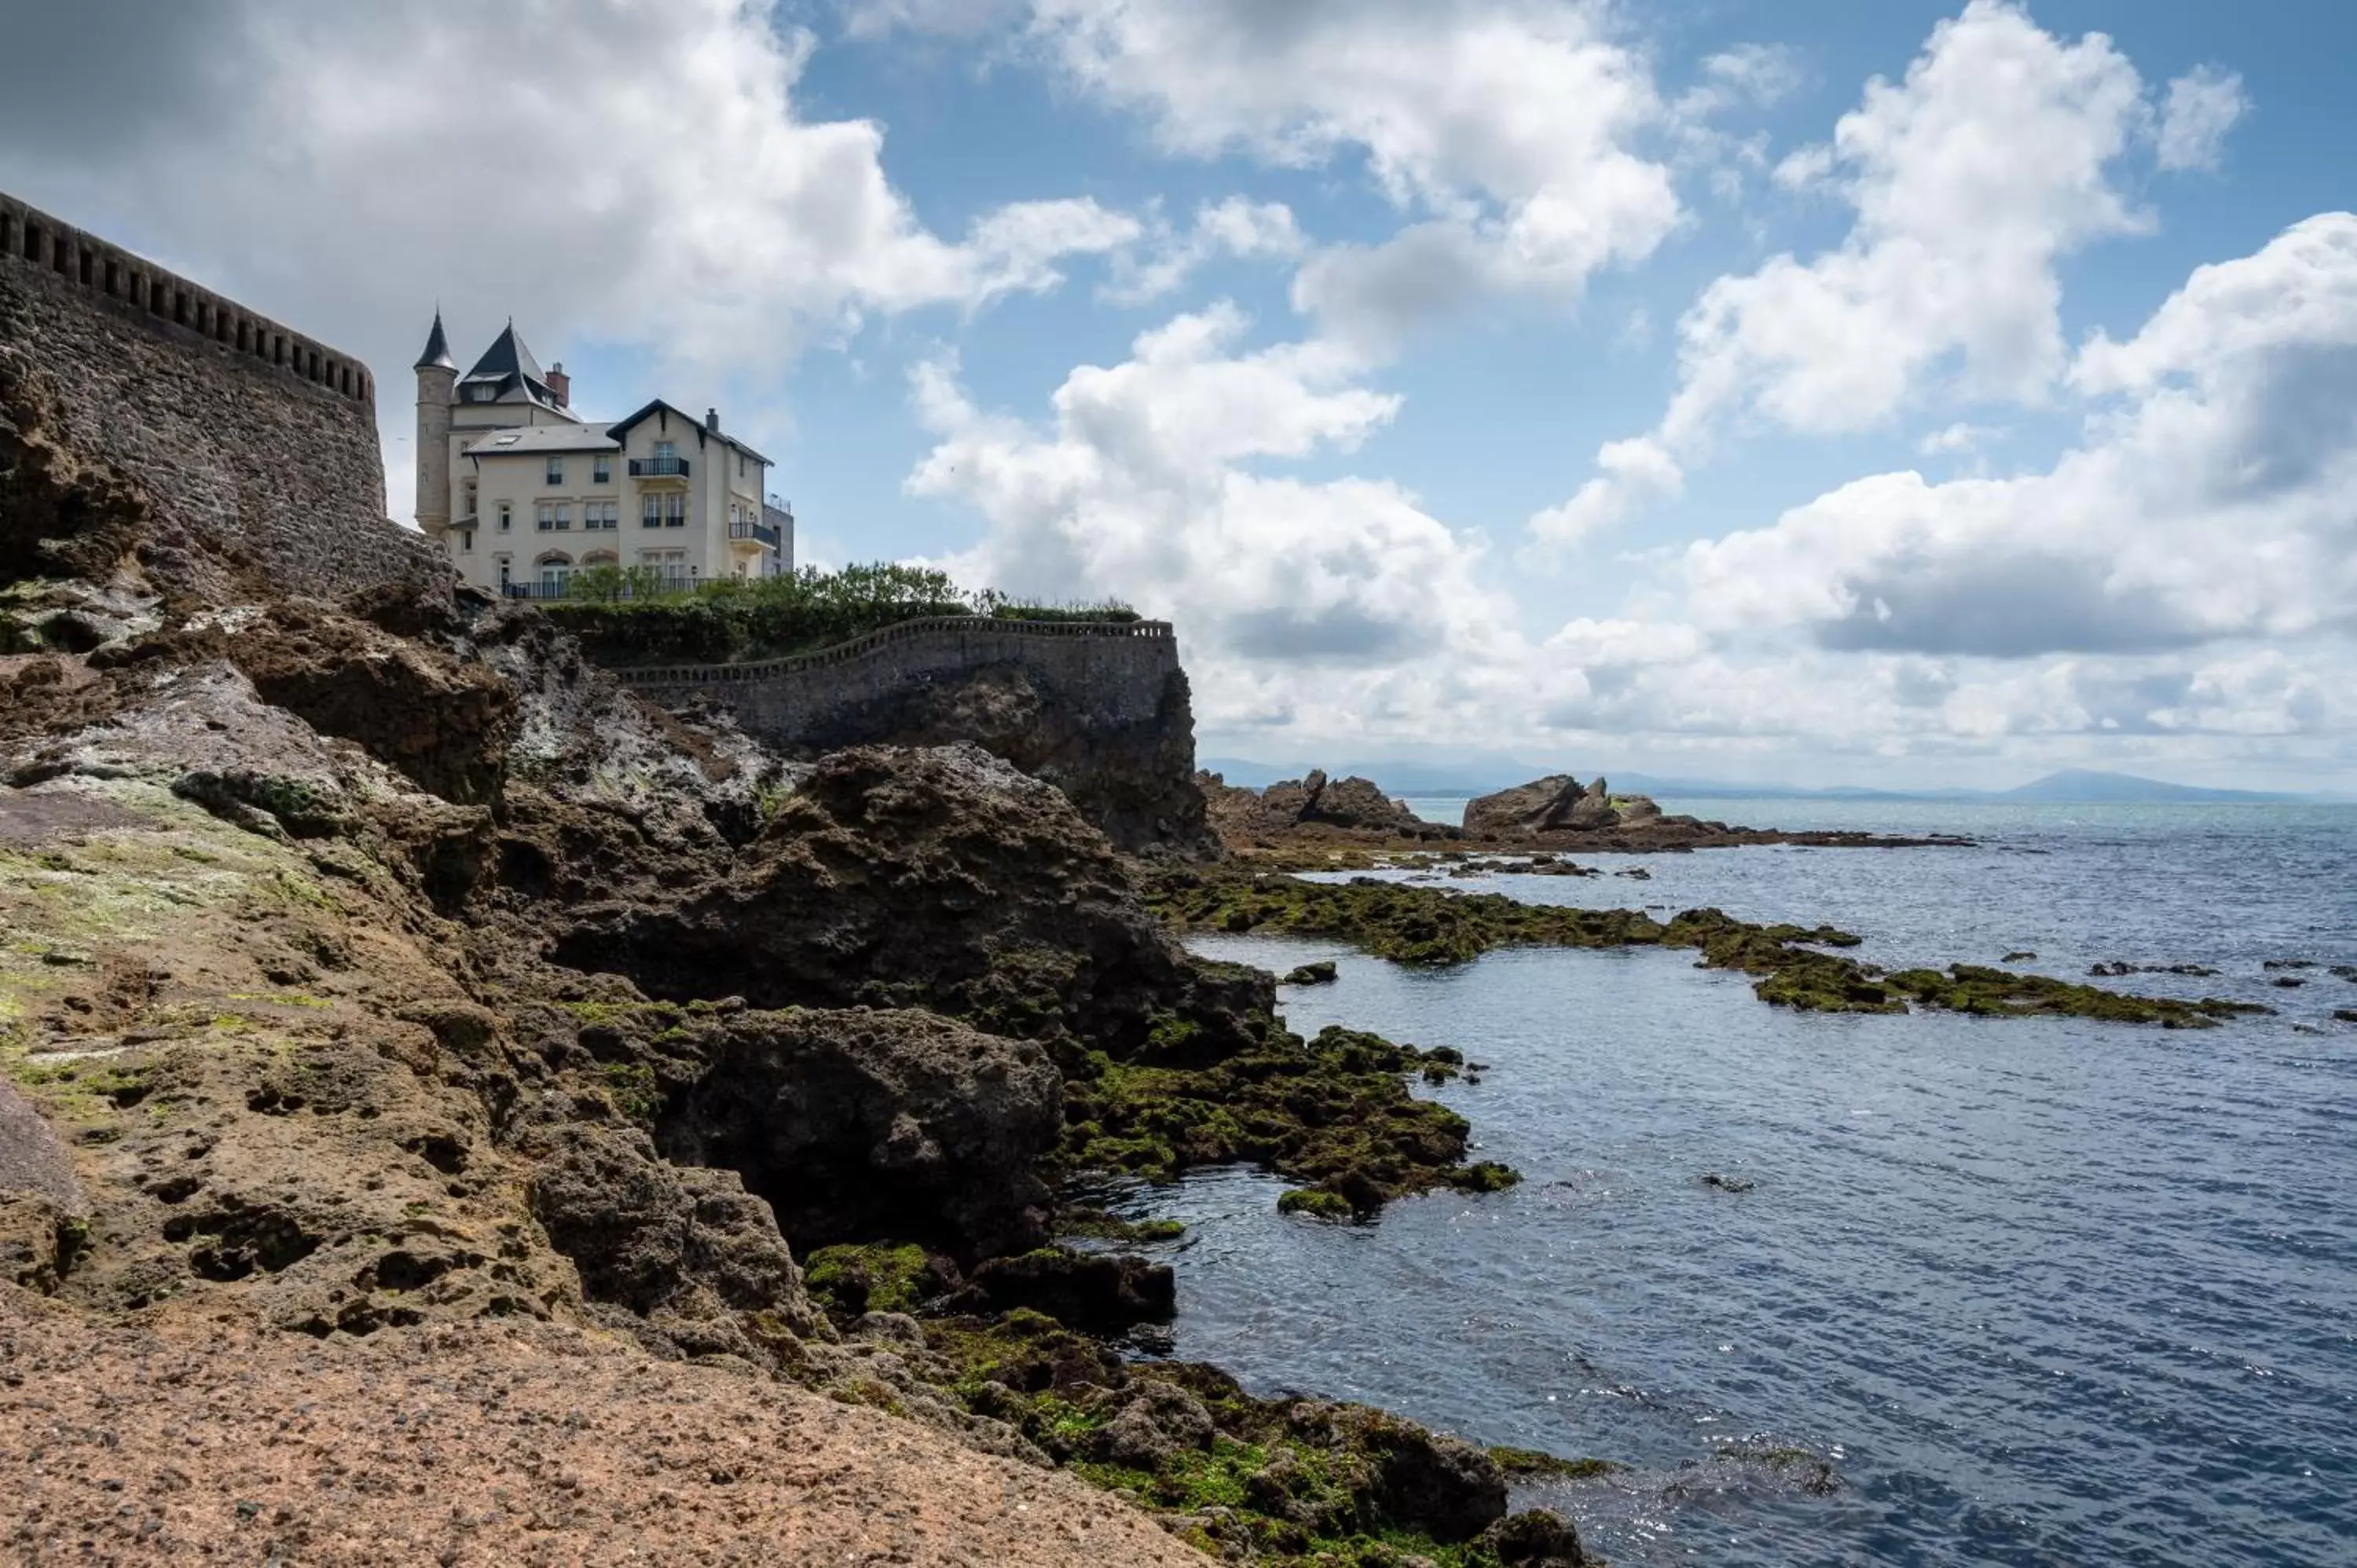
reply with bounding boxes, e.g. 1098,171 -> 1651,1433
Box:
412,310 -> 456,535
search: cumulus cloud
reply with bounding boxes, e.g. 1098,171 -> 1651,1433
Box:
0,0 -> 1142,518
2156,65 -> 2249,172
907,304 -> 1519,687
1025,0 -> 1682,351
1534,0 -> 2232,548
1680,214 -> 2357,660
1528,438 -> 1684,547
1915,421 -> 2006,456
1102,199 -> 1305,306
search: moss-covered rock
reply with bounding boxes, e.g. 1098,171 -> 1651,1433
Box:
1148,866 -> 2261,1028
1882,965 -> 2271,1028
1058,1020 -> 1513,1213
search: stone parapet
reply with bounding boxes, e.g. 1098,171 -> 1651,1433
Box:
1,192 -> 374,405
2,189 -> 444,602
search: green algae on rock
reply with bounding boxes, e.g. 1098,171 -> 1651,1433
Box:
842,1303 -> 1590,1567
1882,965 -> 2273,1028
1146,866 -> 2262,1028
1058,1021 -> 1518,1215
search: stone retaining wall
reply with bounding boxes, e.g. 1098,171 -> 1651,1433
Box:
619,619 -> 1211,854
0,189 -> 442,600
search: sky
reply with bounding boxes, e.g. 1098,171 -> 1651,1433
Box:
2,0 -> 2353,790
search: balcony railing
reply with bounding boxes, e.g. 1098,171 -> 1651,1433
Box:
502,573 -> 694,602
629,456 -> 690,478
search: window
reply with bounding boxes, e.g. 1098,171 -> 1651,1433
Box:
664,494 -> 686,527
546,457 -> 564,485
537,504 -> 554,532
642,495 -> 662,528
654,440 -> 676,461
594,455 -> 611,484
459,529 -> 475,553
554,504 -> 572,531
497,502 -> 512,533
462,482 -> 478,519
537,556 -> 571,595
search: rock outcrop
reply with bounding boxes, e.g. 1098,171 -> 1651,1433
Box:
1,241 -> 1582,1566
1200,768 -> 1440,844
1463,773 -> 1662,837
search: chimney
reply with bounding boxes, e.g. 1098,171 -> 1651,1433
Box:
544,361 -> 570,406
706,407 -> 720,434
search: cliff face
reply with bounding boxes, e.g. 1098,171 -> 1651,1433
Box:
2,225 -> 1581,1566
620,627 -> 1217,859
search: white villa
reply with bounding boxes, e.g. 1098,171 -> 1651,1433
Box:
411,313 -> 791,596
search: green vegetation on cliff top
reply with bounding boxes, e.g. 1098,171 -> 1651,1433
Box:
541,560 -> 1139,665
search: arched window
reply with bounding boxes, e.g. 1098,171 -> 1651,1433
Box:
580,551 -> 618,568
535,551 -> 574,596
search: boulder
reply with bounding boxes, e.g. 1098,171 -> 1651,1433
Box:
1565,792 -> 1618,830
969,1246 -> 1177,1334
655,1006 -> 1065,1259
548,744 -> 1275,1074
1461,775 -> 1582,837
1091,1379 -> 1219,1469
1479,1509 -> 1587,1566
1284,1402 -> 1507,1542
1206,766 -> 1429,839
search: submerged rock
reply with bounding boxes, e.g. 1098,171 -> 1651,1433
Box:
1282,960 -> 1339,985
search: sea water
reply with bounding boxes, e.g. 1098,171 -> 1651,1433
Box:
1109,802 -> 2357,1566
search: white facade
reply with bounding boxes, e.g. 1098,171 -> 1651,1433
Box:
411,313 -> 788,595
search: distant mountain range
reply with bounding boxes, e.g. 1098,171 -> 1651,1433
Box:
1200,757 -> 2350,805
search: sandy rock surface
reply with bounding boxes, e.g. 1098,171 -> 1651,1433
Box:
2,1290 -> 1205,1567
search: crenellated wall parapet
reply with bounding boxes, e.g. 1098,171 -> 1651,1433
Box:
1,189 -> 444,601
0,191 -> 374,406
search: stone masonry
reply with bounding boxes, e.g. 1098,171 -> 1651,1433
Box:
0,190 -> 443,602
619,619 -> 1215,855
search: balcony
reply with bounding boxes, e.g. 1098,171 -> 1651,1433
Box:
629,456 -> 690,478
727,518 -> 783,547
502,573 -> 694,602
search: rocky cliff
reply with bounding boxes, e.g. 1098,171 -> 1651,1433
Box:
619,623 -> 1217,859
2,271 -> 1582,1565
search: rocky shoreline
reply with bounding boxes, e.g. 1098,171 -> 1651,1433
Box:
1,363 -> 1600,1564
1199,768 -> 1971,865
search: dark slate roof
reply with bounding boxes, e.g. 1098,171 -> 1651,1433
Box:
606,399 -> 773,467
455,321 -> 567,412
413,310 -> 454,371
463,321 -> 545,387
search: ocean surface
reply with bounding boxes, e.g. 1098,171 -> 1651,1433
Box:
1093,800 -> 2357,1566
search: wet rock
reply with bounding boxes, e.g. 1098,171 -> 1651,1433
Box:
1477,1508 -> 1587,1566
1091,1381 -> 1218,1469
1700,1173 -> 1756,1193
654,1006 -> 1063,1259
968,1247 -> 1175,1335
2003,950 -> 2037,962
1282,961 -> 1339,985
1283,1402 -> 1507,1543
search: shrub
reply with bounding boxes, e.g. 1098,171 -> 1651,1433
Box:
541,562 -> 1138,662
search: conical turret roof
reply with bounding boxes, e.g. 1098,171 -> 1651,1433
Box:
414,310 -> 454,371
